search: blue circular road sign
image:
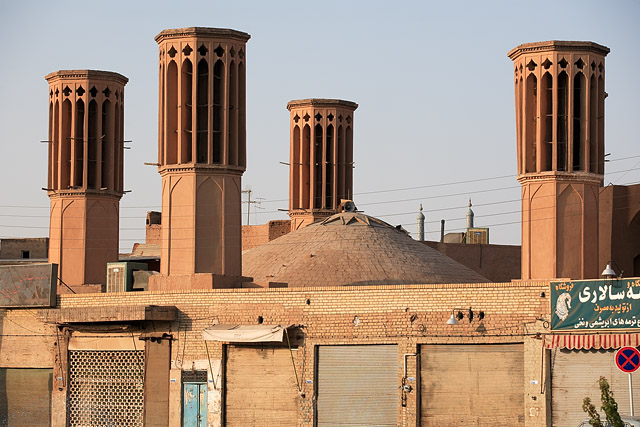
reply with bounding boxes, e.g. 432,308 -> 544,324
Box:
615,346 -> 640,373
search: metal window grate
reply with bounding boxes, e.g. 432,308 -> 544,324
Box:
68,350 -> 144,427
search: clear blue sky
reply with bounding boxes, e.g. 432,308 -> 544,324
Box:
1,0 -> 638,251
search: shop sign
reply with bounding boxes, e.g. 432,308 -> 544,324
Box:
0,263 -> 58,307
551,278 -> 640,331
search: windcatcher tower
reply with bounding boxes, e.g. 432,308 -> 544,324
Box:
155,28 -> 250,279
508,41 -> 609,280
45,70 -> 128,288
287,99 -> 358,230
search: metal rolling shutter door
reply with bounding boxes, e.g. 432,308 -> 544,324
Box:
225,346 -> 299,427
420,344 -> 524,426
316,345 -> 398,427
551,348 -> 640,426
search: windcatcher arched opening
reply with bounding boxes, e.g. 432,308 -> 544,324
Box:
557,71 -> 569,171
74,99 -> 85,187
212,60 -> 224,164
166,61 -> 178,164
337,125 -> 345,200
196,58 -> 209,163
573,72 -> 586,171
158,63 -> 164,165
61,99 -> 72,189
345,125 -> 353,198
238,61 -> 246,167
302,125 -> 311,209
525,74 -> 537,173
49,101 -> 58,189
541,72 -> 553,171
113,101 -> 122,192
325,124 -> 334,208
228,61 -> 238,165
292,125 -> 300,209
87,100 -> 98,188
101,99 -> 113,190
589,75 -> 597,173
181,59 -> 193,163
597,75 -> 605,174
314,124 -> 323,209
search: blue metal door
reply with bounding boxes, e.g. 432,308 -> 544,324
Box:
182,382 -> 207,426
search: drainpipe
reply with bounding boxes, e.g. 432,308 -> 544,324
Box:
403,352 -> 417,381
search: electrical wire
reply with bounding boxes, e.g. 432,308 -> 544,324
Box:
256,154 -> 640,204
3,156 -> 636,211
1,183 -> 637,237
0,165 -> 636,251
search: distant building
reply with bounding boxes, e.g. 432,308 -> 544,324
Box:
0,237 -> 48,264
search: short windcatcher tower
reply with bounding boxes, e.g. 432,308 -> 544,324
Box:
45,70 -> 128,287
287,99 -> 357,230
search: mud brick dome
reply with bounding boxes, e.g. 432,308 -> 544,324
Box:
243,211 -> 489,287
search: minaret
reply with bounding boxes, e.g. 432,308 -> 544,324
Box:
466,199 -> 474,229
417,204 -> 425,241
155,28 -> 250,278
45,70 -> 128,288
287,99 -> 358,230
508,41 -> 609,280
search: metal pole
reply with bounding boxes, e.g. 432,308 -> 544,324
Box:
246,189 -> 251,225
630,373 -> 635,416
242,189 -> 252,225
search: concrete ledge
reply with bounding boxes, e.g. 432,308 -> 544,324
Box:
41,305 -> 177,323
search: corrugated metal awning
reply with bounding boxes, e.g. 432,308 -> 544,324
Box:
543,333 -> 640,350
202,324 -> 288,342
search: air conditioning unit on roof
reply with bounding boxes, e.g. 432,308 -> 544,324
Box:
106,262 -> 148,293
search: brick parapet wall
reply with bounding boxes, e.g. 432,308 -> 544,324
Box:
242,220 -> 291,251
242,224 -> 270,251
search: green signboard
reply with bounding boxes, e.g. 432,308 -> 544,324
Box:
550,278 -> 640,331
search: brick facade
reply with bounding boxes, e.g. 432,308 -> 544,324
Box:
1,280 -> 551,426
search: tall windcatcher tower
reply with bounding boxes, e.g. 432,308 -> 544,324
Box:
508,41 -> 609,280
45,70 -> 128,287
155,28 -> 250,278
287,99 -> 358,230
